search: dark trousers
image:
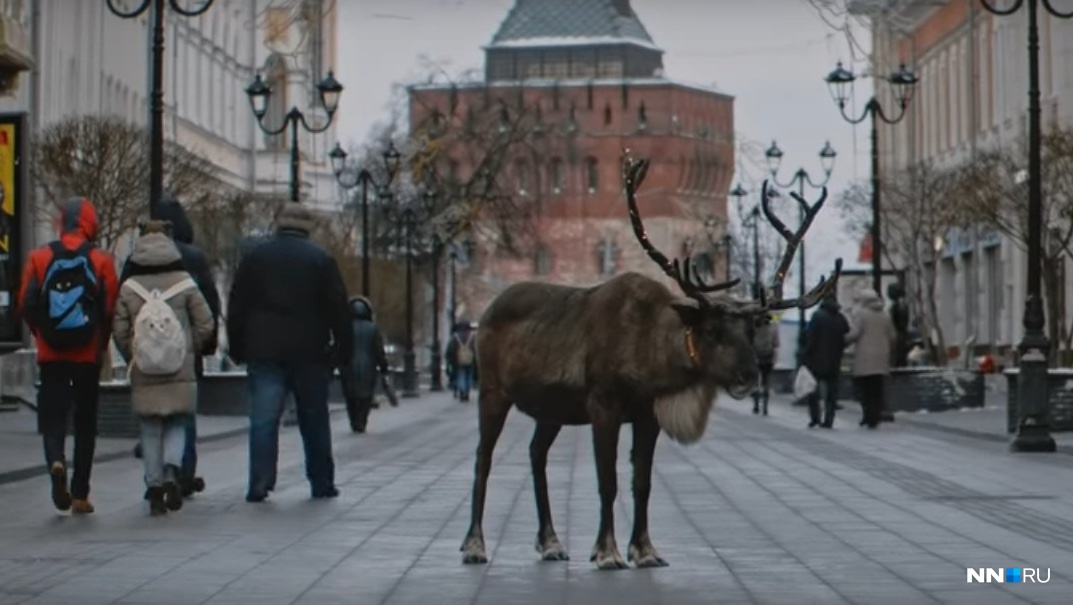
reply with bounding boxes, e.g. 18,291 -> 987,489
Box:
345,396 -> 372,431
753,362 -> 773,412
246,360 -> 335,497
180,415 -> 197,486
855,375 -> 886,428
37,362 -> 101,500
808,377 -> 839,426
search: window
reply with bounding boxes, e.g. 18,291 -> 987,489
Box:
542,50 -> 569,79
534,246 -> 552,276
488,53 -> 513,80
597,239 -> 618,276
516,160 -> 531,195
549,157 -> 564,194
585,157 -> 599,193
597,60 -> 623,78
571,49 -> 596,78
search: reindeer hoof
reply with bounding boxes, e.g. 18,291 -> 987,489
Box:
460,536 -> 488,565
628,544 -> 669,568
590,546 -> 629,570
535,536 -> 570,561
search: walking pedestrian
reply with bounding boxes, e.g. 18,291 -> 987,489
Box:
112,221 -> 214,515
17,197 -> 119,514
803,294 -> 850,428
446,321 -> 476,402
340,296 -> 391,433
752,316 -> 779,415
121,193 -> 220,498
845,289 -> 896,429
227,203 -> 352,502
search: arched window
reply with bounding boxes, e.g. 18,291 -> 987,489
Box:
534,245 -> 552,276
548,157 -> 564,194
585,157 -> 599,194
515,160 -> 531,195
263,53 -> 288,150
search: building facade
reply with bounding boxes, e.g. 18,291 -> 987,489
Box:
409,0 -> 735,320
858,0 -> 1073,362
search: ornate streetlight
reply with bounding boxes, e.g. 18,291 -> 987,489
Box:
765,140 -> 837,367
328,142 -> 402,296
245,70 -> 344,203
729,183 -> 750,297
105,0 -> 214,218
825,61 -> 918,295
979,0 -> 1072,453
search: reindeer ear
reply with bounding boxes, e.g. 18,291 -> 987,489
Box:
670,297 -> 705,324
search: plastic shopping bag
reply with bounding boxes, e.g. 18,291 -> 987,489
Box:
793,365 -> 818,401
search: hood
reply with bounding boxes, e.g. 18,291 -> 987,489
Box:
130,232 -> 183,267
276,203 -> 317,235
857,290 -> 886,312
349,296 -> 373,320
58,197 -> 99,241
155,192 -> 194,244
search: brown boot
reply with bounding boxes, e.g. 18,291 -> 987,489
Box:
70,499 -> 95,515
49,462 -> 72,512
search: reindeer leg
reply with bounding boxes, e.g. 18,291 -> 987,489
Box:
590,414 -> 628,570
461,391 -> 510,565
530,422 -> 568,561
627,415 -> 668,568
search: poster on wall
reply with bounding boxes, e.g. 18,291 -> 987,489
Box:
0,113 -> 25,350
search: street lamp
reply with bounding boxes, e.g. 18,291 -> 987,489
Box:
729,183 -> 750,296
106,0 -> 214,218
825,60 -> 918,295
420,188 -> 448,393
980,0 -> 1072,453
246,70 -> 344,203
328,141 -> 402,296
765,140 -> 837,368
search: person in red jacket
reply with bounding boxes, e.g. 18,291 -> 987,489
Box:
18,197 -> 119,515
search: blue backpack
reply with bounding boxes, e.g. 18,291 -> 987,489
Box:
35,242 -> 101,350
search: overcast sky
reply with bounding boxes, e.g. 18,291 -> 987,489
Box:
334,0 -> 876,280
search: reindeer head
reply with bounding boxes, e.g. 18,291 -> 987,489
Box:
621,151 -> 843,399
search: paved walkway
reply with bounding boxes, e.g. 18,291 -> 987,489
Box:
0,393 -> 1071,605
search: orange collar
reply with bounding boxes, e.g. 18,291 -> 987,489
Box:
685,327 -> 701,366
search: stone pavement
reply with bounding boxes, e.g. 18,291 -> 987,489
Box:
0,392 -> 1071,605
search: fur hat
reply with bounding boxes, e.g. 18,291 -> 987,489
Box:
276,203 -> 317,234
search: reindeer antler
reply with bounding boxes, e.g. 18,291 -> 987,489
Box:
759,180 -> 842,310
622,150 -> 740,304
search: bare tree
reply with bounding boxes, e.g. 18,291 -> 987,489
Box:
32,115 -> 218,253
955,126 -> 1073,363
184,191 -> 283,295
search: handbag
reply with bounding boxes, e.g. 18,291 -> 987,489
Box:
793,365 -> 818,400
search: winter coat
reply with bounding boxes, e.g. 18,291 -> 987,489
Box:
753,321 -> 779,365
804,297 -> 851,380
342,297 -> 390,400
18,197 -> 119,364
113,233 -> 214,417
226,203 -> 353,367
120,195 -> 221,356
846,290 -> 897,377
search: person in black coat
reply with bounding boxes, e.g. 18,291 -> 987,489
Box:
803,294 -> 850,428
340,297 -> 390,433
227,202 -> 352,502
122,194 -> 220,497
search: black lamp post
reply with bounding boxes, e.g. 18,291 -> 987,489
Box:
421,189 -> 447,393
246,70 -> 344,203
449,247 -> 459,331
106,0 -> 214,218
980,0 -> 1071,453
729,183 -> 750,296
825,61 -> 919,295
329,142 -> 402,297
765,140 -> 837,367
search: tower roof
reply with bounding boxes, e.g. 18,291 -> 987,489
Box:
487,0 -> 661,51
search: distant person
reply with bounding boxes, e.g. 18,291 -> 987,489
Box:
340,296 -> 392,433
446,321 -> 476,402
845,290 -> 896,429
752,315 -> 779,416
113,221 -> 214,515
227,203 -> 352,502
803,294 -> 850,429
17,197 -> 119,514
122,193 -> 220,498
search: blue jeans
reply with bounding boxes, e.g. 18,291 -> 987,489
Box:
455,365 -> 473,398
140,415 -> 188,487
180,415 -> 197,485
246,360 -> 335,497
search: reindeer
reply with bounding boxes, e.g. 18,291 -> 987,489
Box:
460,152 -> 842,570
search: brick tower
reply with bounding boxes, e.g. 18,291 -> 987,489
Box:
409,0 -> 735,322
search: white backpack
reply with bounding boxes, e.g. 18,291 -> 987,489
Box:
123,278 -> 195,376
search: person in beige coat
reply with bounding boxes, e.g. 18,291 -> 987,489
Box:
113,222 -> 214,515
845,289 -> 896,429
